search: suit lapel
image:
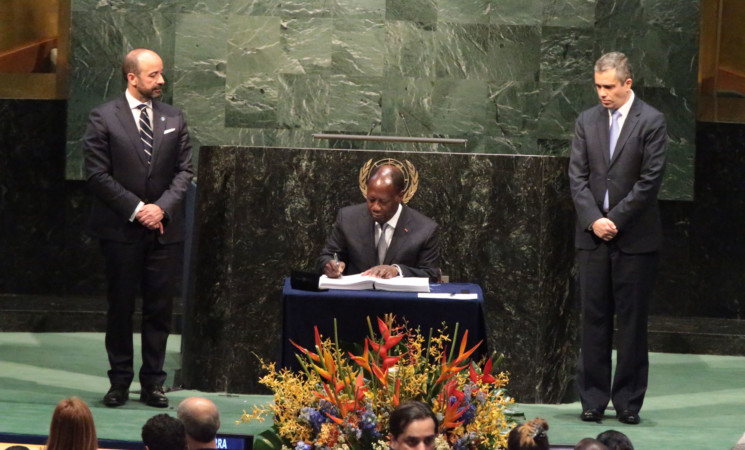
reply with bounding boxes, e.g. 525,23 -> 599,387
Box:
115,96 -> 150,167
594,106 -> 612,167
609,98 -> 642,167
384,206 -> 411,265
150,102 -> 164,171
359,214 -> 377,269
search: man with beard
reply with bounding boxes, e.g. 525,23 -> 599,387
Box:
83,48 -> 194,408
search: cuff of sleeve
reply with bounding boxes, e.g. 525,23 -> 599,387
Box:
392,264 -> 403,277
129,201 -> 145,222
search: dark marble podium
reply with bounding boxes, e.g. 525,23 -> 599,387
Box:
182,146 -> 577,403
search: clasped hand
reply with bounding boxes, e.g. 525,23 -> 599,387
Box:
136,204 -> 164,234
592,217 -> 617,241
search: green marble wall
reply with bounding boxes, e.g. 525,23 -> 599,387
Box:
65,0 -> 698,200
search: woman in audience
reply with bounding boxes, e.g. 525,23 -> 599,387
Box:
46,397 -> 98,450
507,417 -> 550,450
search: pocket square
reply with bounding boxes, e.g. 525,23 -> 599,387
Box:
164,128 -> 176,134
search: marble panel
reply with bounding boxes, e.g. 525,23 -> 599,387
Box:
331,19 -> 386,77
174,13 -> 229,72
429,78 -> 490,136
329,0 -> 386,20
182,146 -> 577,402
536,82 -> 597,139
325,75 -> 384,133
385,0 -> 437,25
486,80 -> 541,141
483,25 -> 541,83
433,24 -> 493,80
487,0 -> 543,25
539,26 -> 596,84
225,74 -> 279,128
281,18 -> 333,74
436,0 -> 491,25
384,21 -> 437,79
542,0 -> 596,28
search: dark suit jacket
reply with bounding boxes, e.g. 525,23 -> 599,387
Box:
318,203 -> 440,280
568,96 -> 667,253
83,95 -> 194,244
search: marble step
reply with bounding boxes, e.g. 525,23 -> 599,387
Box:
0,294 -> 183,333
647,315 -> 745,356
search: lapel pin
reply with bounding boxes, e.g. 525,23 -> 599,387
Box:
404,228 -> 409,232
160,116 -> 165,122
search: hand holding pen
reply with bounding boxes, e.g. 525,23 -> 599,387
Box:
323,252 -> 345,278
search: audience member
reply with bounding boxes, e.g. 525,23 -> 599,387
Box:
575,438 -> 609,450
506,418 -> 549,450
45,397 -> 98,450
389,401 -> 439,450
596,429 -> 634,450
177,397 -> 221,449
142,413 -> 186,450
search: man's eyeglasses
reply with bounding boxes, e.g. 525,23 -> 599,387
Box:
401,435 -> 436,447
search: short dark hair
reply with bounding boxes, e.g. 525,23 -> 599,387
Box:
594,52 -> 632,83
596,429 -> 633,450
368,164 -> 405,193
389,401 -> 438,439
142,414 -> 186,450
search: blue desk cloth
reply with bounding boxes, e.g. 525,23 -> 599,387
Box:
280,278 -> 487,370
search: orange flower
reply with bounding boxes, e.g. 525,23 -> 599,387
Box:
349,341 -> 372,373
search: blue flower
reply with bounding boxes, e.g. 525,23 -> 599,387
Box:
295,441 -> 311,450
458,403 -> 477,425
299,407 -> 326,432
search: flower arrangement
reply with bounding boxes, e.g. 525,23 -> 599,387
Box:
241,314 -> 514,449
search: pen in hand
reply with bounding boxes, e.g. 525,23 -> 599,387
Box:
333,253 -> 341,276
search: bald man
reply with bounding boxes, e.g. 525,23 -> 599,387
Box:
318,164 -> 440,281
83,48 -> 194,408
177,397 -> 221,450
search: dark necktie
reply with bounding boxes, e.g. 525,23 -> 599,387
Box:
377,223 -> 388,265
137,104 -> 153,164
603,109 -> 622,211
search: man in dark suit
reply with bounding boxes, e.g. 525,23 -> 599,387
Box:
83,48 -> 194,408
568,51 -> 667,425
318,164 -> 440,281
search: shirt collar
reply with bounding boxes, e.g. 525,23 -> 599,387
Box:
125,90 -> 152,111
611,89 -> 635,119
383,203 -> 403,230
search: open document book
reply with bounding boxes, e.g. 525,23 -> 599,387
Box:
318,274 -> 430,293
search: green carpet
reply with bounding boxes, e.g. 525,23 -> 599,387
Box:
1,332 -> 743,449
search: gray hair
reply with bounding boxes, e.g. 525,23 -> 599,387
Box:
594,52 -> 633,83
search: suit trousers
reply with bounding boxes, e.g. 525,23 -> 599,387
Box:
576,241 -> 658,414
100,234 -> 182,388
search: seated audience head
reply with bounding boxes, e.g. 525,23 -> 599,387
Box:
45,397 -> 97,450
575,437 -> 610,450
366,164 -> 405,225
142,413 -> 186,450
596,429 -> 634,450
389,401 -> 439,450
507,418 -> 549,450
177,396 -> 221,449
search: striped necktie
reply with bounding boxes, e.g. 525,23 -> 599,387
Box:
137,104 -> 153,164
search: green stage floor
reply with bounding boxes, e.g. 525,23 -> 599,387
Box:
1,332 -> 743,449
